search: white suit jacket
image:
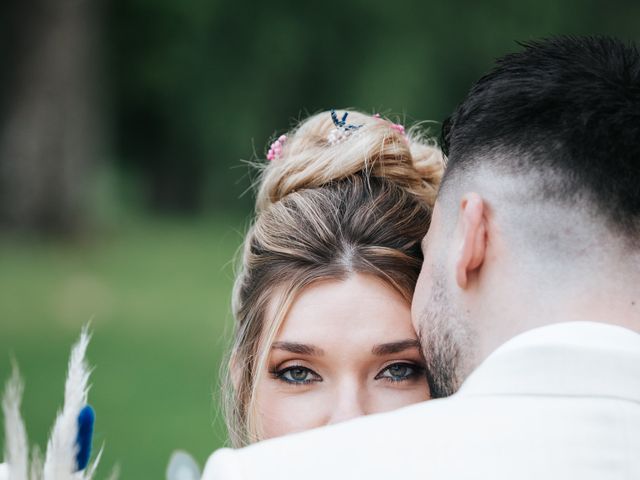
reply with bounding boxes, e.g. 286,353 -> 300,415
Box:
203,322 -> 640,480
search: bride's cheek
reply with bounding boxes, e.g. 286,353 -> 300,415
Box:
259,387 -> 329,438
372,383 -> 431,412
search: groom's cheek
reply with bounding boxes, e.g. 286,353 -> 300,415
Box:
411,262 -> 431,331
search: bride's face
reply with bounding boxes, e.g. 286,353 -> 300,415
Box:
255,273 -> 430,440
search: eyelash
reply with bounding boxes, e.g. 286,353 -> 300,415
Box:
375,362 -> 426,383
270,365 -> 320,385
270,362 -> 425,386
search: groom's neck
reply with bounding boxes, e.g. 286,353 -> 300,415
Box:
470,253 -> 640,366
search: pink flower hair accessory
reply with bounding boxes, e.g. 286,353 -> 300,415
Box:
267,134 -> 287,161
373,113 -> 408,141
390,123 -> 406,135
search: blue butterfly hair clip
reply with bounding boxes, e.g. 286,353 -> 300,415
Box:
330,110 -> 362,131
328,109 -> 363,145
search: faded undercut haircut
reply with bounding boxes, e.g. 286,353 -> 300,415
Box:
440,36 -> 640,240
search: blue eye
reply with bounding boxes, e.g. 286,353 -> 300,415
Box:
274,366 -> 322,385
376,363 -> 424,382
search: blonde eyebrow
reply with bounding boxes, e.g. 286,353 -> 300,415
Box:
371,339 -> 421,356
271,341 -> 325,356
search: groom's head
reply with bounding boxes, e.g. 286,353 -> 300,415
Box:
413,36 -> 640,397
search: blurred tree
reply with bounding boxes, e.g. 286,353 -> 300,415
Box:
3,0 -> 639,225
0,0 -> 102,235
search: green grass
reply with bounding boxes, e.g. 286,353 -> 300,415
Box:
0,215 -> 247,478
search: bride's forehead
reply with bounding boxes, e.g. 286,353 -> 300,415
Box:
274,274 -> 415,347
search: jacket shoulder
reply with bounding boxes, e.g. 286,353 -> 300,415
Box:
202,448 -> 244,480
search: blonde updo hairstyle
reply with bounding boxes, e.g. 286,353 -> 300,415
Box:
225,110 -> 444,446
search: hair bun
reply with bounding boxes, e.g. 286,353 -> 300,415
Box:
255,110 -> 444,211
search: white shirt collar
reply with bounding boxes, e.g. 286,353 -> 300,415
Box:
458,321 -> 640,403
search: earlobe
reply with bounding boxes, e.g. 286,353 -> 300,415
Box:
455,193 -> 487,289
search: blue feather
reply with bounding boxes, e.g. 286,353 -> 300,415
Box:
75,405 -> 94,471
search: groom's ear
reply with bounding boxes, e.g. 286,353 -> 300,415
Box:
455,193 -> 487,289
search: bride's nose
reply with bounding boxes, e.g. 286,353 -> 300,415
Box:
327,381 -> 367,425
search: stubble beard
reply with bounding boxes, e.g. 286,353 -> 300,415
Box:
417,273 -> 475,398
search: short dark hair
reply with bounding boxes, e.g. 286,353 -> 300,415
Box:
441,36 -> 640,236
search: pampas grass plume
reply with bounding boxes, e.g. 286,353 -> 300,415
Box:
43,326 -> 91,480
2,362 -> 29,480
1,325 -> 115,480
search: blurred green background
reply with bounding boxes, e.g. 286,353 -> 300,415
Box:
0,0 -> 638,478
